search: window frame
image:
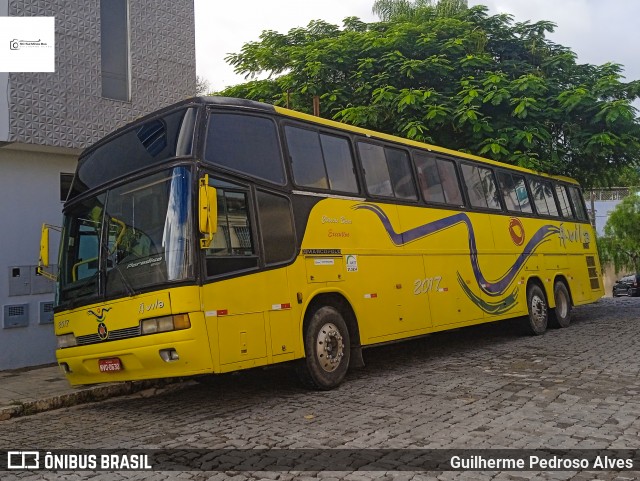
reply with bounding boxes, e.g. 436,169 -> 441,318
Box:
527,177 -> 562,218
204,111 -> 287,186
203,174 -> 261,279
356,139 -> 419,202
554,183 -> 575,219
283,122 -> 360,195
412,151 -> 465,208
566,185 -> 589,222
459,161 -> 503,212
496,170 -> 534,215
255,187 -> 297,267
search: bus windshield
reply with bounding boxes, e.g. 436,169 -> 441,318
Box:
57,166 -> 193,307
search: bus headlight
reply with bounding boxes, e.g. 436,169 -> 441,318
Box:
141,314 -> 190,335
57,333 -> 77,349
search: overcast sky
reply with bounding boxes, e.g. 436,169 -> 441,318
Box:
194,0 -> 640,92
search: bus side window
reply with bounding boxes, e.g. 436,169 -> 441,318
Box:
567,186 -> 588,221
358,142 -> 417,200
461,164 -> 501,210
358,142 -> 394,197
555,184 -> 574,218
206,178 -> 258,277
257,190 -> 295,265
385,147 -> 417,200
205,113 -> 285,185
414,153 -> 463,206
285,126 -> 329,189
285,127 -> 359,194
528,178 -> 559,216
498,172 -> 532,213
319,134 -> 358,193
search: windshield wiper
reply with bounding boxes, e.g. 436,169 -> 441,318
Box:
99,235 -> 136,297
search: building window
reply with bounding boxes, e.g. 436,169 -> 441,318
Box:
101,0 -> 130,101
60,173 -> 74,202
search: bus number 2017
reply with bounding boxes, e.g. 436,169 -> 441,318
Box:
413,277 -> 442,295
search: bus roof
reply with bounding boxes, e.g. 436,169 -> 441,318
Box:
86,96 -> 580,186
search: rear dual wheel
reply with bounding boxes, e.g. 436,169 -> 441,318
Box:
526,281 -> 572,335
549,281 -> 571,328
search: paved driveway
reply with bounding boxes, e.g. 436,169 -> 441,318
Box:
2,298 -> 640,480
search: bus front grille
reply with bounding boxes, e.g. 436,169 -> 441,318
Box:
76,325 -> 141,346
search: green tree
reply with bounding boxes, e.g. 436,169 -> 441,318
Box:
599,194 -> 640,273
372,0 -> 467,21
218,4 -> 640,188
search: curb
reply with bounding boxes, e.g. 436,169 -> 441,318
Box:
0,378 -> 191,421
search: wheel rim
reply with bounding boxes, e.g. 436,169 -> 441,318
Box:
315,322 -> 345,373
556,289 -> 568,318
530,294 -> 547,329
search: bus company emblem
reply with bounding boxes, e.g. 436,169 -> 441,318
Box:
88,308 -> 112,341
508,218 -> 525,246
97,322 -> 109,340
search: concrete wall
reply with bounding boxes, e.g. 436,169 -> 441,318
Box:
0,146 -> 78,369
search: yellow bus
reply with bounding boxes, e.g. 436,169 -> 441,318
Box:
40,96 -> 604,390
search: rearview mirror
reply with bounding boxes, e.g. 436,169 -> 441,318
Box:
38,224 -> 61,281
199,175 -> 217,248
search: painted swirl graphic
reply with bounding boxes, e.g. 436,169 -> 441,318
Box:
353,204 -> 560,313
87,308 -> 111,322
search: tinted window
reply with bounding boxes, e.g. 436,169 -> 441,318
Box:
555,185 -> 573,218
72,108 -> 196,198
386,148 -> 417,200
206,178 -> 258,277
358,142 -> 416,200
206,114 -> 285,185
567,186 -> 588,221
529,179 -> 559,216
414,153 -> 463,206
320,134 -> 358,193
359,143 -> 393,197
497,172 -> 532,213
285,127 -> 358,193
461,164 -> 501,210
285,126 -> 328,189
257,191 -> 295,265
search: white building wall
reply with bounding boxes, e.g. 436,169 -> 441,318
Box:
0,146 -> 78,369
0,0 -> 195,370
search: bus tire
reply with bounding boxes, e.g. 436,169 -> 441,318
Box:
549,281 -> 571,328
298,305 -> 351,390
526,283 -> 548,335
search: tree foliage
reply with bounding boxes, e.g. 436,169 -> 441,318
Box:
599,194 -> 640,273
217,2 -> 640,187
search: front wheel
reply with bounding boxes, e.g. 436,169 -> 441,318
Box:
526,284 -> 548,335
298,306 -> 351,390
549,281 -> 571,328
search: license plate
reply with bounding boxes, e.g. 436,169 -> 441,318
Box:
98,358 -> 122,372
